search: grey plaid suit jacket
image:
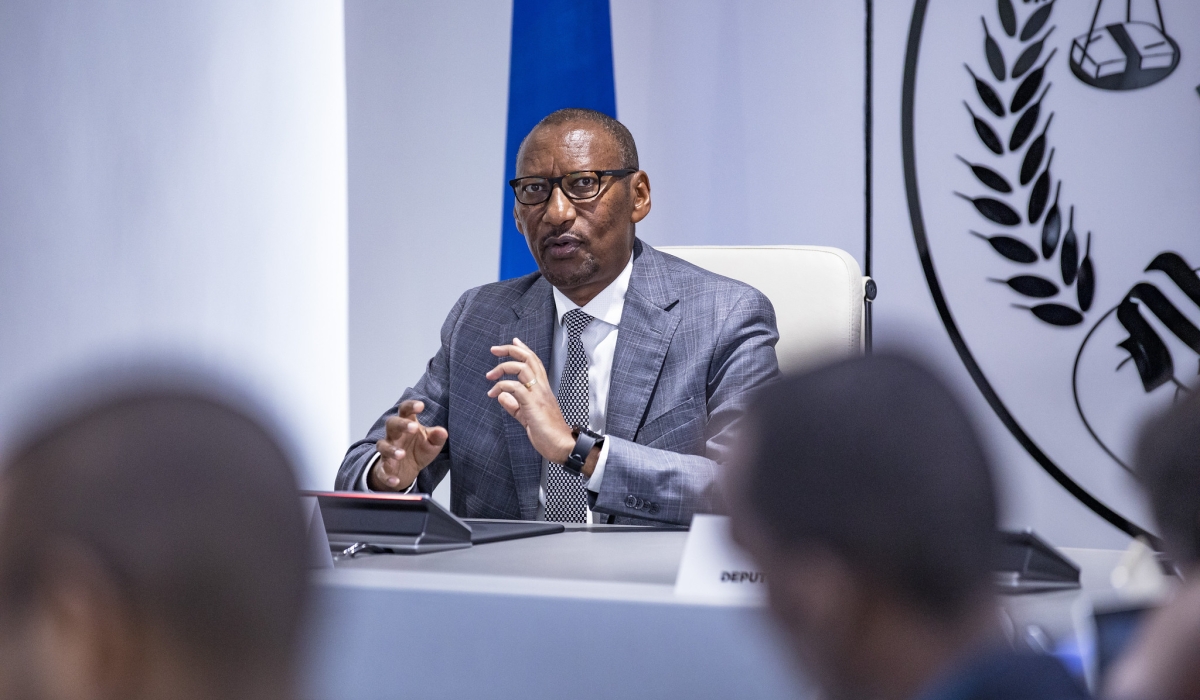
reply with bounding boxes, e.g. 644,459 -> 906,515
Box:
334,239 -> 779,525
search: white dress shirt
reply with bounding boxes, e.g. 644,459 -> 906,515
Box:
362,255 -> 634,524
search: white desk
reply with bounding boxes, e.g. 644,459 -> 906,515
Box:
300,527 -> 1125,700
302,525 -> 807,700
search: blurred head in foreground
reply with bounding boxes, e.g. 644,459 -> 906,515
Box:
731,355 -> 1022,700
0,383 -> 309,700
1133,390 -> 1200,572
1105,390 -> 1200,700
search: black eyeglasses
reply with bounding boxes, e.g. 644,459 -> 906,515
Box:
508,169 -> 637,206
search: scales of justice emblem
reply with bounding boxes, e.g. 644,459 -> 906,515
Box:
903,0 -> 1198,540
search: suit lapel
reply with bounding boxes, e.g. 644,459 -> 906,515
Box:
501,277 -> 555,519
606,242 -> 681,442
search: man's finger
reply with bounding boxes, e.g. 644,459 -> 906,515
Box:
425,426 -> 448,449
496,391 -> 521,416
485,361 -> 531,382
490,343 -> 533,364
374,439 -> 406,464
491,342 -> 548,383
377,467 -> 402,488
397,400 -> 425,418
372,441 -> 405,488
510,338 -> 546,374
375,439 -> 392,463
487,380 -> 529,399
385,416 -> 417,441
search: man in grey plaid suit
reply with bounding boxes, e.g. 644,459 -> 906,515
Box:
335,109 -> 778,525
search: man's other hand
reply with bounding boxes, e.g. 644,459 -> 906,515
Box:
487,338 -> 576,465
369,400 -> 448,491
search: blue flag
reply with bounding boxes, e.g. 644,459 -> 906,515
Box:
499,0 -> 617,280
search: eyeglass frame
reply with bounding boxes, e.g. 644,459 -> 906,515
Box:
508,169 -> 638,206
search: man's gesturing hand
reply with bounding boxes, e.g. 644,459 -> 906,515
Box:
487,338 -> 577,465
369,400 -> 448,491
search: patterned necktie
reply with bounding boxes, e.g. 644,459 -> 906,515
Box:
545,308 -> 594,523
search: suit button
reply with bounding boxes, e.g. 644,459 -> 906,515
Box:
648,503 -> 659,514
635,498 -> 645,509
625,495 -> 637,508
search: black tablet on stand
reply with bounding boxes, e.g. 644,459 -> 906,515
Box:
995,530 -> 1081,593
306,491 -> 563,556
310,491 -> 472,554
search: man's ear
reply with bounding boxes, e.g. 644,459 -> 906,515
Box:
629,171 -> 651,224
31,544 -> 143,700
513,203 -> 525,237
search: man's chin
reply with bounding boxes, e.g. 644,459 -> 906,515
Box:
538,257 -> 601,291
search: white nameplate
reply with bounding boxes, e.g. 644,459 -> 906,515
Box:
674,514 -> 766,603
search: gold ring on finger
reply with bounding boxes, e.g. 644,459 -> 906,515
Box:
523,378 -> 538,390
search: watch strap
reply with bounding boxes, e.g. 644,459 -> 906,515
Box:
564,428 -> 603,474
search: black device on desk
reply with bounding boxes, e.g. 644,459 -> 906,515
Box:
306,491 -> 563,555
995,530 -> 1082,593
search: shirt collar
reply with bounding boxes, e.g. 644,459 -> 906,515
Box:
551,253 -> 634,328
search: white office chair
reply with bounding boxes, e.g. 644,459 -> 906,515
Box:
657,245 -> 872,372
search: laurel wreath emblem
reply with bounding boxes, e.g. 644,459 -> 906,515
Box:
959,0 -> 1096,327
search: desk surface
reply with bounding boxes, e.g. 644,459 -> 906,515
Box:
334,524 -> 686,583
327,527 -> 1126,599
322,524 -> 703,609
306,525 -> 803,700
307,530 -> 1133,700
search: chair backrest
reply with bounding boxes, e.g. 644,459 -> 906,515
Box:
657,245 -> 868,372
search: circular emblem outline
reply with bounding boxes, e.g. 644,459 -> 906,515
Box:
901,0 -> 1157,543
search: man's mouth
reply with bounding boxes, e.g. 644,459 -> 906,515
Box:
543,235 -> 583,260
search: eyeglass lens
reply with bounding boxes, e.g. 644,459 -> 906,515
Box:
514,172 -> 604,205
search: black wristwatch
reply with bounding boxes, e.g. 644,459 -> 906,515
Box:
564,427 -> 604,475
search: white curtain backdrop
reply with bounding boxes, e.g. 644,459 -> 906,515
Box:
0,0 -> 349,489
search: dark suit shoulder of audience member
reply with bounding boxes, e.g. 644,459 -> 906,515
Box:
0,376 -> 309,700
729,354 -> 1087,700
918,649 -> 1090,700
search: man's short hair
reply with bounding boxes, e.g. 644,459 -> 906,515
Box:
743,354 -> 998,617
0,385 -> 309,682
1136,390 -> 1200,566
521,108 -> 639,170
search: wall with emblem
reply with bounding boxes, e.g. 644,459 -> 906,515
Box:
873,0 -> 1200,548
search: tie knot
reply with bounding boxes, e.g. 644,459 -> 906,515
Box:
562,308 -> 594,338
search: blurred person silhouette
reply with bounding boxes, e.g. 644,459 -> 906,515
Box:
1105,389 -> 1200,700
729,354 -> 1087,700
0,380 -> 310,700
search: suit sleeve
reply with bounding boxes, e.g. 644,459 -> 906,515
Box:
333,290 -> 475,491
590,287 -> 779,524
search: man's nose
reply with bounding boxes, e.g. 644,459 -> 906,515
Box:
542,184 -> 576,227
